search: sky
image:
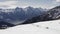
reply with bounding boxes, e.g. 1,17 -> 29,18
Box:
0,0 -> 60,9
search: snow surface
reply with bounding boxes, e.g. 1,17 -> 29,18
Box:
0,20 -> 60,34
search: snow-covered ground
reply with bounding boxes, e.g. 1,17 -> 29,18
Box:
0,20 -> 60,34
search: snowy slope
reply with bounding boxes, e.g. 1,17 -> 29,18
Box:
0,20 -> 60,34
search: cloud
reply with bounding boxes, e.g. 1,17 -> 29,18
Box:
0,0 -> 59,9
0,0 -> 17,2
56,0 -> 60,2
0,1 -> 18,8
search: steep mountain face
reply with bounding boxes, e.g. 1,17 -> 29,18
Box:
22,16 -> 42,24
45,6 -> 60,20
22,13 -> 47,24
25,6 -> 46,19
0,7 -> 46,25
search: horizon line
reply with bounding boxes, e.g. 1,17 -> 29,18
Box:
0,6 -> 58,9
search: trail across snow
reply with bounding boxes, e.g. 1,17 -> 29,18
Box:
0,20 -> 60,34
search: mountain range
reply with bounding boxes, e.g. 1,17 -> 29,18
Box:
0,6 -> 47,25
0,6 -> 60,26
22,6 -> 60,24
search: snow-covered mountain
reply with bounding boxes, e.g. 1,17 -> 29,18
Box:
22,6 -> 60,24
45,6 -> 60,20
24,6 -> 46,19
0,7 -> 46,25
0,6 -> 60,25
0,6 -> 60,29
